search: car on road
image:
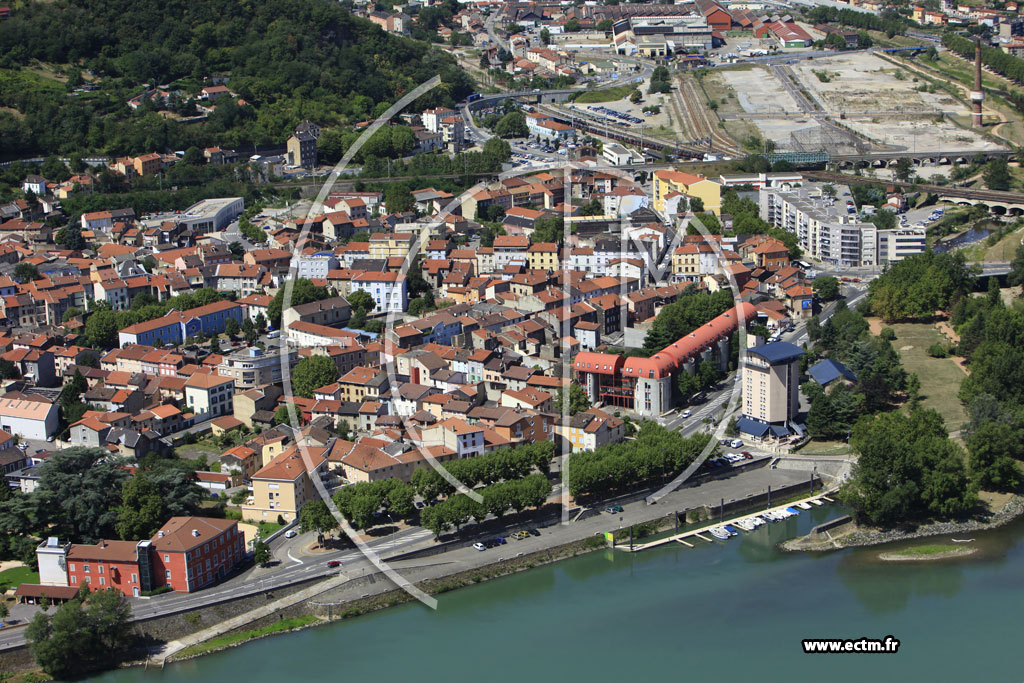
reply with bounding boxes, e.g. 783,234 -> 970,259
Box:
605,505 -> 624,514
681,409 -> 692,418
327,560 -> 342,568
473,542 -> 486,551
284,529 -> 297,538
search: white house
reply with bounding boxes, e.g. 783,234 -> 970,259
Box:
0,394 -> 59,440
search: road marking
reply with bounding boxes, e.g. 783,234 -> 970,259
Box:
287,550 -> 304,566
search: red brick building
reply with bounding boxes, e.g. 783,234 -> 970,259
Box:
66,540 -> 149,597
150,516 -> 246,592
31,516 -> 245,599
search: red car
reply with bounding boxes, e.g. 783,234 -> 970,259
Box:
327,560 -> 342,568
742,451 -> 753,459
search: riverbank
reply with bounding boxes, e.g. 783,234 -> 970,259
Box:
164,534 -> 608,664
782,496 -> 1024,552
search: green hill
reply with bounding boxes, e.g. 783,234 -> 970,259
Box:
0,0 -> 473,158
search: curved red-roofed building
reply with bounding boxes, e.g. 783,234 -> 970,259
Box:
574,302 -> 756,416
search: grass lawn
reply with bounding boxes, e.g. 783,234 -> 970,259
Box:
257,521 -> 284,539
174,437 -> 224,459
0,566 -> 39,592
174,616 -> 320,659
571,84 -> 636,104
889,323 -> 969,433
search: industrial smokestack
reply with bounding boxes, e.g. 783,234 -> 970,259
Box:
972,37 -> 985,128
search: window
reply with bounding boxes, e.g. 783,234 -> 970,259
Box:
71,576 -> 77,584
99,577 -> 106,586
84,564 -> 90,573
165,570 -> 171,579
132,573 -> 138,583
69,563 -> 75,572
164,554 -> 170,562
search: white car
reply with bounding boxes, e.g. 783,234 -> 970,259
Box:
730,439 -> 743,448
682,409 -> 692,418
473,542 -> 486,551
284,529 -> 298,539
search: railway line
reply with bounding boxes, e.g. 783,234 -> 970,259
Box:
673,74 -> 743,157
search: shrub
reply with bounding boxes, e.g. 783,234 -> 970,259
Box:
880,327 -> 896,341
927,343 -> 948,358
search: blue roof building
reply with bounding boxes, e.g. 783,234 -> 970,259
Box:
808,359 -> 857,388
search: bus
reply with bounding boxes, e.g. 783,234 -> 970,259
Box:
467,93 -> 482,103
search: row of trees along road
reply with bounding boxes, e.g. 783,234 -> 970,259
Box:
568,422 -> 713,499
296,443 -> 555,537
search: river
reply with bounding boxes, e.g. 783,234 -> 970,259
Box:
96,506 -> 1024,682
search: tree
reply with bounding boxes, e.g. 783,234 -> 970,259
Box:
565,18 -> 580,31
812,276 -> 840,302
494,111 -> 528,138
292,356 -> 339,398
85,310 -> 120,349
871,208 -> 897,230
840,408 -> 976,526
13,263 -> 39,283
893,157 -> 913,182
56,223 -> 87,251
347,289 -> 376,321
116,472 -> 164,540
253,541 -> 271,567
273,404 -> 293,426
984,158 -> 1011,192
597,18 -> 613,31
531,215 -> 565,245
540,28 -> 551,44
967,421 -> 1023,491
27,588 -> 131,678
299,500 -> 338,544
224,317 -> 240,337
553,384 -> 592,416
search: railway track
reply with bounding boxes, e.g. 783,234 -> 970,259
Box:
673,74 -> 743,157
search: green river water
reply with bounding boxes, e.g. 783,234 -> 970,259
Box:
96,506 -> 1024,682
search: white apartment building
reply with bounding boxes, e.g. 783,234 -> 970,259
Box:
349,272 -> 408,313
759,182 -> 925,267
294,253 -> 340,279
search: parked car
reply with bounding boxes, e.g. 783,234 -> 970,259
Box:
473,542 -> 487,551
605,505 -> 624,514
730,439 -> 743,448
